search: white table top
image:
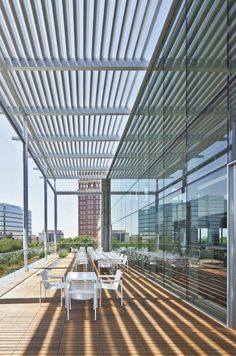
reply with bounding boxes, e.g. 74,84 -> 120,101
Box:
66,271 -> 97,281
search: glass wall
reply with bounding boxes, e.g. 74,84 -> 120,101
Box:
110,0 -> 235,324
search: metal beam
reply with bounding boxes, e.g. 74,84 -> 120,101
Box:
0,58 -> 232,73
5,107 -> 130,116
47,179 -> 56,194
50,166 -> 109,171
110,191 -> 157,195
0,58 -> 148,72
49,174 -> 107,179
2,106 -> 232,117
36,153 -> 114,159
12,135 -> 121,142
57,191 -> 102,195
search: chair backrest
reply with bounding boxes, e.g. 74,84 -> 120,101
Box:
114,270 -> 122,289
99,258 -> 111,268
122,256 -> 128,263
40,269 -> 50,289
68,280 -> 96,300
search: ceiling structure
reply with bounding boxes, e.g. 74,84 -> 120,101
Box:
0,0 -> 168,181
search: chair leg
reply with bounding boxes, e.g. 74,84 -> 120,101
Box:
121,282 -> 123,306
39,282 -> 41,305
93,295 -> 97,320
67,293 -> 70,320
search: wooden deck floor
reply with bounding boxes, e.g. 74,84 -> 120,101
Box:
0,256 -> 236,355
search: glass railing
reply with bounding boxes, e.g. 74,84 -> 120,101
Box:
0,244 -> 56,278
112,241 -> 227,323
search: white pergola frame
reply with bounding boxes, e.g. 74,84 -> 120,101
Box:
0,0 -> 173,271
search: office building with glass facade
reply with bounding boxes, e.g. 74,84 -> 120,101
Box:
0,203 -> 32,239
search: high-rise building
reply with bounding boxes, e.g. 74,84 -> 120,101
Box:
78,180 -> 101,240
0,203 -> 32,239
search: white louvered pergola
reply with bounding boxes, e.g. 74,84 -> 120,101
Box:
0,0 -> 168,180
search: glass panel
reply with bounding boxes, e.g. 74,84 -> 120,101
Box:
110,0 -> 232,325
187,167 -> 227,322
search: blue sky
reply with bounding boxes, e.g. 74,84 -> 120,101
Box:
0,115 -> 78,237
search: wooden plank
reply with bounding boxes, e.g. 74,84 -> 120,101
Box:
0,259 -> 236,355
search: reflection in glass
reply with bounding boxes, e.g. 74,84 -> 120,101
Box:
109,0 -> 234,324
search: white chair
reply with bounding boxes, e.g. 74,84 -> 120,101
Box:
73,255 -> 88,271
114,255 -> 128,271
98,258 -> 112,274
39,269 -> 65,306
111,256 -> 122,272
99,270 -> 123,306
120,255 -> 128,271
66,280 -> 98,320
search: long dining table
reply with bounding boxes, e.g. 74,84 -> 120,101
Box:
88,250 -> 124,273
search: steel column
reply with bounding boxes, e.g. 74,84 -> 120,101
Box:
54,180 -> 57,249
44,174 -> 48,258
101,179 -> 111,252
23,120 -> 29,272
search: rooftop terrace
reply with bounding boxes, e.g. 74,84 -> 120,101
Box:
0,255 -> 236,355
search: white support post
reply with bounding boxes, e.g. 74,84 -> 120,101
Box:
44,173 -> 48,258
23,120 -> 29,272
54,179 -> 57,253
